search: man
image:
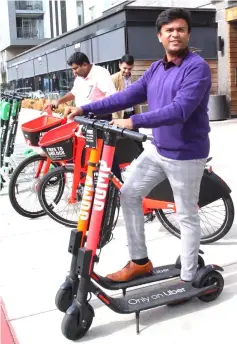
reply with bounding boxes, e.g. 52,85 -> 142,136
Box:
112,54 -> 144,152
69,8 -> 211,284
112,54 -> 140,120
53,52 -> 116,116
52,51 -> 124,179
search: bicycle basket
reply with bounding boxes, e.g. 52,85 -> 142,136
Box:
39,121 -> 79,161
21,115 -> 64,146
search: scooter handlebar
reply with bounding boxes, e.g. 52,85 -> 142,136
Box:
74,116 -> 149,143
1,93 -> 24,100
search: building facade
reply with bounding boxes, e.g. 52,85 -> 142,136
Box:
6,4 -> 218,99
0,0 -> 86,85
213,0 -> 237,116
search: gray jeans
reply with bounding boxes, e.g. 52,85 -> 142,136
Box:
120,143 -> 206,281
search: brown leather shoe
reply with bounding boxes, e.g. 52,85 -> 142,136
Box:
106,260 -> 153,282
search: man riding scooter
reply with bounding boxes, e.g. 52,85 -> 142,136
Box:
69,8 -> 212,284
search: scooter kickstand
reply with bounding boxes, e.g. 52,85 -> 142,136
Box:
135,312 -> 140,335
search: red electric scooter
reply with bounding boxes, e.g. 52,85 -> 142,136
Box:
60,116 -> 224,341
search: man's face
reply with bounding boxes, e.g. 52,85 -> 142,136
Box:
119,62 -> 134,78
71,63 -> 88,78
157,19 -> 190,55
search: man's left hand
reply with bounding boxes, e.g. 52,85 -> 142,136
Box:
109,118 -> 133,130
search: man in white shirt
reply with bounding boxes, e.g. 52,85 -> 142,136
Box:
53,52 -> 123,179
54,52 -> 116,119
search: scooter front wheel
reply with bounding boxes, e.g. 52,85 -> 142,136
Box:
55,287 -> 74,313
61,304 -> 94,340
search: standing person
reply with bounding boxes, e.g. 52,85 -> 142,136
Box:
69,8 -> 211,283
112,54 -> 140,120
112,54 -> 144,152
52,51 -> 123,179
53,52 -> 116,118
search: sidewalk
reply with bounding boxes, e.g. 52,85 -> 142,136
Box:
0,110 -> 237,344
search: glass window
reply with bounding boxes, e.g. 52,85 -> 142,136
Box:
67,68 -> 74,90
59,70 -> 70,95
97,60 -> 120,75
89,6 -> 95,20
77,1 -> 84,26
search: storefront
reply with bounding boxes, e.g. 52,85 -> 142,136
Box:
7,6 -> 218,96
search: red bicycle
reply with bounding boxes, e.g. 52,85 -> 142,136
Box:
8,105 -> 70,217
38,113 -> 234,244
37,117 -> 141,227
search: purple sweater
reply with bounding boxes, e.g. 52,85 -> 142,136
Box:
81,51 -> 211,160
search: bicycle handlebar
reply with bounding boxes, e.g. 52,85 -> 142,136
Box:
74,116 -> 149,143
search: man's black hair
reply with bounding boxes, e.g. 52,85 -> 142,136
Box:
119,54 -> 134,65
67,52 -> 90,66
156,8 -> 192,33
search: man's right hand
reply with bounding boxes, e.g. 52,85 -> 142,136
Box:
68,107 -> 84,120
52,99 -> 60,109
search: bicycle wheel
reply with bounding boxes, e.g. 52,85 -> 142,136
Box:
156,195 -> 235,244
38,165 -> 83,227
8,154 -> 62,218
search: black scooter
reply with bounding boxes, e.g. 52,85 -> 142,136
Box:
59,117 -> 224,341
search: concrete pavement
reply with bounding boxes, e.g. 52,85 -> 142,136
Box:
0,109 -> 237,344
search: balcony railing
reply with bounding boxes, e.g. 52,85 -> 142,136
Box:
17,27 -> 44,39
15,1 -> 43,11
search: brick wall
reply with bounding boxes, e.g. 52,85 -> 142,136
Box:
133,58 -> 218,95
206,60 -> 218,95
228,22 -> 237,115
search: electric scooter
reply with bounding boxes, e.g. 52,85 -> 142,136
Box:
1,94 -> 11,165
54,119 -> 205,314
60,116 -> 224,341
0,94 -> 23,191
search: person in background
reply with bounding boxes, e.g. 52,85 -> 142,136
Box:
112,54 -> 140,120
52,52 -> 123,180
112,54 -> 143,152
53,52 -> 116,118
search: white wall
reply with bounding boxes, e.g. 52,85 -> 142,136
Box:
43,0 -> 78,38
42,0 -> 51,38
0,0 -> 11,52
66,0 -> 78,31
84,0 -> 104,23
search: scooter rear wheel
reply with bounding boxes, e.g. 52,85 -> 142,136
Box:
194,270 -> 224,302
61,304 -> 94,340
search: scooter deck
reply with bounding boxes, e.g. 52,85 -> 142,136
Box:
108,280 -> 214,314
94,264 -> 180,290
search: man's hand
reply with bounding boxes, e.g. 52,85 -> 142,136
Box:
109,118 -> 133,130
52,100 -> 60,109
64,106 -> 77,118
67,107 -> 84,120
